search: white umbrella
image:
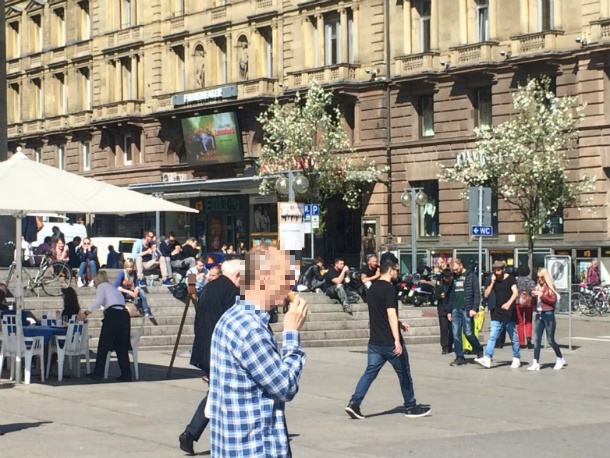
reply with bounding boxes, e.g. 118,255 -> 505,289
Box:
0,149 -> 198,383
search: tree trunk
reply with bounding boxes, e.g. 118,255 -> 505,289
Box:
527,231 -> 535,278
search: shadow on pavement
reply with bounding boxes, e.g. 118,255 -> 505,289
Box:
361,406 -> 405,419
0,421 -> 52,434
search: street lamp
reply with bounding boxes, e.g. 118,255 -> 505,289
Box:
275,171 -> 309,201
400,187 -> 428,274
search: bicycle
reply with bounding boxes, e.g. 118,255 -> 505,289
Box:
5,252 -> 72,297
574,283 -> 609,317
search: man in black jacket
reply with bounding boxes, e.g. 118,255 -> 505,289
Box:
179,259 -> 242,455
448,259 -> 484,366
161,233 -> 197,279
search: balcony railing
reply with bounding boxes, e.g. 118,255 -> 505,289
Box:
107,26 -> 142,49
287,64 -> 359,88
450,42 -> 498,64
93,100 -> 144,119
7,58 -> 20,74
238,78 -> 277,98
211,5 -> 228,21
511,30 -> 564,55
45,115 -> 69,130
394,52 -> 439,75
256,0 -> 274,9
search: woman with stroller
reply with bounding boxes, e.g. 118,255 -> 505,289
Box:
115,259 -> 157,325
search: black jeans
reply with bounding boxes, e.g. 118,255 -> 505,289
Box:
186,389 -> 210,441
533,311 -> 563,361
91,307 -> 132,379
325,284 -> 349,305
437,306 -> 452,352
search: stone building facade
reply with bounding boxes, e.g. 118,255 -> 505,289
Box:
5,0 -> 610,276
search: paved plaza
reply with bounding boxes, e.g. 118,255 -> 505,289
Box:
2,316 -> 610,457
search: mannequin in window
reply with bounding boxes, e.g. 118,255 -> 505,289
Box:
423,198 -> 437,236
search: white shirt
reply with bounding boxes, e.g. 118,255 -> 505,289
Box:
88,282 -> 126,313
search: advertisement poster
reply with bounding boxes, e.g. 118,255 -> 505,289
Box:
278,202 -> 305,251
181,112 -> 243,165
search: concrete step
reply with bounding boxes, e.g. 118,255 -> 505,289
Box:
293,335 -> 440,348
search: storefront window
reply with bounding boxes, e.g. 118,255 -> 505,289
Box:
516,249 -> 552,274
454,249 -> 487,276
400,251 -> 428,275
412,180 -> 439,238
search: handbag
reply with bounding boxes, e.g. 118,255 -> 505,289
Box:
170,282 -> 189,300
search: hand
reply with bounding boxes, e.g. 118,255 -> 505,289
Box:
447,313 -> 452,322
197,273 -> 205,280
130,290 -> 138,298
77,312 -> 87,321
501,302 -> 511,311
400,322 -> 410,332
532,290 -> 541,297
283,296 -> 308,332
441,292 -> 446,299
491,274 -> 496,283
393,340 -> 403,356
342,266 -> 350,273
468,309 -> 478,318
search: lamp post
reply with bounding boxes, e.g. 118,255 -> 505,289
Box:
400,187 -> 428,274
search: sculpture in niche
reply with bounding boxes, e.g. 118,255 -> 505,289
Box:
238,37 -> 249,80
194,44 -> 205,88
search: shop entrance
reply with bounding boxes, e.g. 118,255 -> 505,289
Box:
191,196 -> 248,252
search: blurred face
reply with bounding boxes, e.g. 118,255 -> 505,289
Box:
443,274 -> 453,284
388,265 -> 398,281
168,235 -> 176,242
125,265 -> 134,274
207,267 -> 220,281
195,260 -> 204,273
267,249 -> 295,308
367,256 -> 378,269
145,232 -> 154,242
334,260 -> 345,271
494,267 -> 504,278
82,239 -> 91,248
537,274 -> 546,286
451,263 -> 462,275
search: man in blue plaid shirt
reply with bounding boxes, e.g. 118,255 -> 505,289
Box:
208,244 -> 308,457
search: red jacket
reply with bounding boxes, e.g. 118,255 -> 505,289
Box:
538,286 -> 557,312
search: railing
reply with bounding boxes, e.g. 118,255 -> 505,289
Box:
394,52 -> 437,75
7,59 -> 20,74
211,5 -> 227,20
512,31 -> 562,55
170,16 -> 185,30
93,101 -> 144,119
239,78 -> 277,98
30,54 -> 42,68
288,64 -> 359,88
107,26 -> 142,49
256,0 -> 274,9
76,40 -> 92,56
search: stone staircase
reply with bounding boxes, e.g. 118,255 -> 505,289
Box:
2,268 -> 441,350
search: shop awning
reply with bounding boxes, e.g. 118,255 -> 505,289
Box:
128,176 -> 277,199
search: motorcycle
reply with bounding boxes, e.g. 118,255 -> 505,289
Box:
398,271 -> 438,307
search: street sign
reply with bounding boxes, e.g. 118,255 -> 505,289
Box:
312,204 -> 320,216
468,187 -> 492,227
471,225 -> 493,236
304,204 -> 312,222
312,215 -> 320,229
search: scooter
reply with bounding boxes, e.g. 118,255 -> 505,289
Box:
399,271 -> 437,307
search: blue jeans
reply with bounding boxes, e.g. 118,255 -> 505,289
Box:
451,309 -> 483,358
485,320 -> 521,359
351,343 -> 416,408
78,260 -> 97,279
534,311 -> 563,361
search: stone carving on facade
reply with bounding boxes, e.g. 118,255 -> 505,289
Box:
238,36 -> 249,80
194,44 -> 205,88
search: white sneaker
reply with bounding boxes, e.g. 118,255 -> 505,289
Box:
527,360 -> 541,371
77,278 -> 84,288
510,358 -> 521,369
88,280 -> 94,287
553,358 -> 566,370
474,356 -> 491,369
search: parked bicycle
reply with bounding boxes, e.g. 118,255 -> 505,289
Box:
5,251 -> 72,297
572,283 -> 610,317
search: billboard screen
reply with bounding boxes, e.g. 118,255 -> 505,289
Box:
181,112 -> 243,165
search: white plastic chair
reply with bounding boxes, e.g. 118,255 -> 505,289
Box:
0,316 -> 45,385
104,317 -> 143,381
47,318 -> 90,382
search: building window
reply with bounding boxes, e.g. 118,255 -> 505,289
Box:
418,0 -> 431,53
173,0 -> 185,16
77,1 -> 91,41
312,18 -> 319,67
7,21 -> 20,59
121,57 -> 133,100
419,95 -> 434,137
58,146 -> 65,171
261,28 -> 273,78
83,142 -> 91,171
35,147 -> 42,163
539,0 -> 554,31
412,180 -> 440,238
325,13 -> 341,66
214,37 -> 228,84
121,0 -> 135,28
32,78 -> 43,119
172,45 -> 186,92
124,134 -> 133,165
475,86 -> 492,129
347,10 -> 354,63
476,0 -> 489,42
8,83 -> 21,124
30,14 -> 43,53
54,73 -> 67,115
52,7 -> 66,47
78,67 -> 92,110
542,206 -> 563,235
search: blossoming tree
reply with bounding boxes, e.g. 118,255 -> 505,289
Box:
256,81 -> 383,210
441,77 -> 595,272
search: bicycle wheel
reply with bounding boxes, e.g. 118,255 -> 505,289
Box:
40,262 -> 72,296
578,295 -> 599,317
571,292 -> 580,312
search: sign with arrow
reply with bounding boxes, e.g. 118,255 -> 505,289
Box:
471,225 -> 493,236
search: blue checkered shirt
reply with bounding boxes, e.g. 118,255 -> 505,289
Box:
209,299 -> 306,457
